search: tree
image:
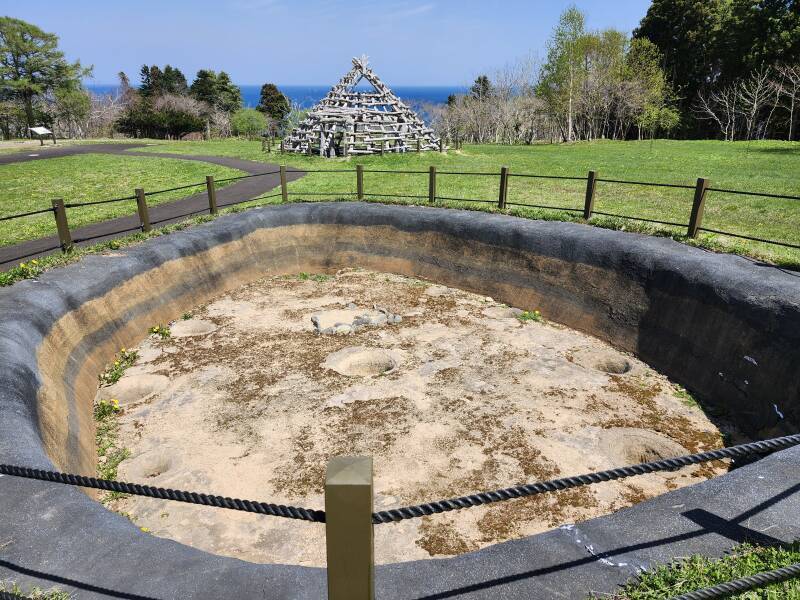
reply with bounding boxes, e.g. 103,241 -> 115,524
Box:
256,83 -> 289,122
774,63 -> 800,140
52,87 -> 90,138
140,64 -> 188,97
0,17 -> 91,130
470,75 -> 493,100
537,6 -> 586,141
190,69 -> 241,114
189,69 -> 218,106
231,108 -> 267,138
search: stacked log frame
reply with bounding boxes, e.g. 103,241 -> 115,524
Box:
283,56 -> 445,157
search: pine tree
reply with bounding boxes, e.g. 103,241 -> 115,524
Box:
256,83 -> 289,122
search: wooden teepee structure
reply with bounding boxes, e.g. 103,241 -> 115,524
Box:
283,56 -> 445,157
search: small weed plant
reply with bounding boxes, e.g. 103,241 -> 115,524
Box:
150,324 -> 171,339
94,397 -> 130,492
98,347 -> 138,386
0,259 -> 43,286
517,309 -> 543,323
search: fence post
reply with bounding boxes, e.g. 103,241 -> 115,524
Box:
439,138 -> 445,153
135,188 -> 151,233
51,198 -> 73,253
206,176 -> 218,215
498,166 -> 509,210
428,165 -> 437,203
416,137 -> 421,153
280,165 -> 288,203
356,164 -> 364,200
325,456 -> 374,600
584,170 -> 598,220
688,177 -> 710,238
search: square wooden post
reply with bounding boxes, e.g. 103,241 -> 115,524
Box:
416,137 -> 421,153
135,188 -> 151,233
206,176 -> 218,215
584,170 -> 598,220
325,456 -> 374,600
428,165 -> 437,203
356,165 -> 364,200
688,178 -> 710,238
51,198 -> 73,253
280,165 -> 288,203
498,166 -> 509,209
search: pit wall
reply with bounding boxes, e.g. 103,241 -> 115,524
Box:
2,202 -> 798,477
0,202 -> 798,599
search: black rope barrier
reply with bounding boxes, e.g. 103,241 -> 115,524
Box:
71,224 -> 151,245
146,182 -> 207,196
509,173 -> 587,181
363,169 -> 428,174
371,433 -> 800,523
590,210 -> 688,228
506,201 -> 584,212
435,195 -> 496,204
436,170 -> 499,176
597,178 -> 695,190
288,191 -> 358,197
707,187 -> 800,202
364,192 -> 428,199
698,227 -> 800,250
64,195 -> 137,209
669,561 -> 800,599
214,170 -> 281,183
0,207 -> 55,222
0,464 -> 326,523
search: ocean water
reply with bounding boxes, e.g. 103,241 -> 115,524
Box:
86,83 -> 465,109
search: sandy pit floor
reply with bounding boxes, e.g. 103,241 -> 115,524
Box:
95,269 -> 729,566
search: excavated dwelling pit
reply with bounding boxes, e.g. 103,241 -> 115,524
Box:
2,203 -> 799,600
96,269 -> 731,566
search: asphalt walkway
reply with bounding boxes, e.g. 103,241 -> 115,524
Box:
0,143 -> 303,270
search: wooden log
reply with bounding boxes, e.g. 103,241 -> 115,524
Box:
51,198 -> 73,252
584,170 -> 597,220
135,188 -> 151,232
688,178 -> 710,238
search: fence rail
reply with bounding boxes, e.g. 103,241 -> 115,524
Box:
1,164 -> 799,268
1,433 -> 799,599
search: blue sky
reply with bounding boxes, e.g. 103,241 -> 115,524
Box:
2,0 -> 651,86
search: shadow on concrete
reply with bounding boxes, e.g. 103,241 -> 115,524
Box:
413,481 -> 800,599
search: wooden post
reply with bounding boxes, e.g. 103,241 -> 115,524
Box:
280,139 -> 285,154
428,166 -> 437,203
135,188 -> 151,233
416,137 -> 421,153
206,176 -> 218,215
584,170 -> 598,220
325,456 -> 374,600
439,139 -> 445,153
51,198 -> 73,253
356,164 -> 364,200
498,166 -> 509,209
380,140 -> 385,156
688,177 -> 710,238
280,165 -> 288,203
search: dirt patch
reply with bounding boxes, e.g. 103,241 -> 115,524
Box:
98,268 -> 731,566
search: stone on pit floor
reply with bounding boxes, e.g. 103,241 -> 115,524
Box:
311,305 -> 402,335
170,319 -> 218,338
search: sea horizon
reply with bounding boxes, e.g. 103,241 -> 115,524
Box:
86,83 -> 467,109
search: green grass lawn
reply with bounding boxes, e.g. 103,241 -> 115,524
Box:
611,543 -> 800,599
0,153 -> 243,247
132,138 -> 800,267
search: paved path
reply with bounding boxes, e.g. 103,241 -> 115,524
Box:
0,143 -> 303,270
